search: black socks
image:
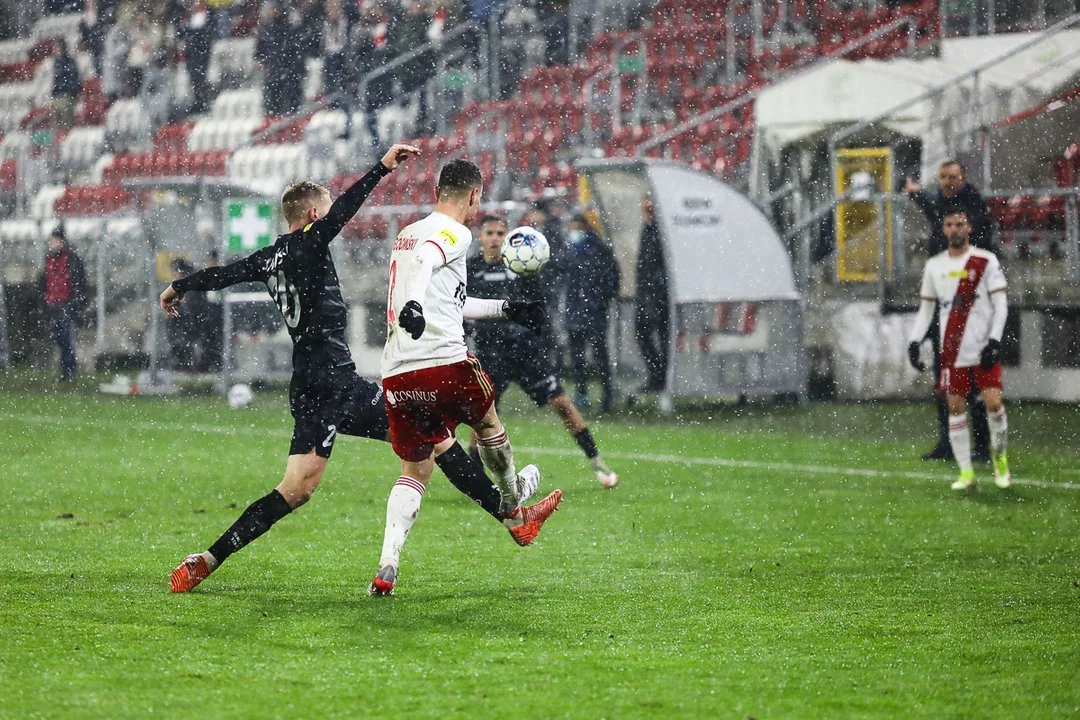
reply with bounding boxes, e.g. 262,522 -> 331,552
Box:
574,428 -> 599,460
436,442 -> 504,520
207,489 -> 293,564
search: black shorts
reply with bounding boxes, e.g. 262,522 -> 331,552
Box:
478,340 -> 564,408
289,368 -> 390,458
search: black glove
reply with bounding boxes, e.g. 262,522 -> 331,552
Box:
503,300 -> 545,334
980,338 -> 1001,369
908,341 -> 925,372
398,300 -> 426,340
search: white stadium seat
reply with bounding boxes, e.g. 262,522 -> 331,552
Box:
30,184 -> 66,220
32,12 -> 86,55
208,38 -> 257,87
211,87 -> 262,121
0,131 -> 31,162
60,126 -> 106,173
89,153 -> 114,185
0,38 -> 33,65
105,99 -> 152,150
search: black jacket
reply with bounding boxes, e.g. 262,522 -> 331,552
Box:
561,231 -> 620,331
52,54 -> 82,98
909,183 -> 994,255
635,220 -> 667,314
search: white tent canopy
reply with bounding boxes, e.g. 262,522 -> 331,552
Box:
755,30 -> 1080,158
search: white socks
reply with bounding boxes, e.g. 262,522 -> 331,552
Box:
378,476 -> 425,570
987,407 -> 1008,456
948,414 -> 972,473
477,430 -> 518,514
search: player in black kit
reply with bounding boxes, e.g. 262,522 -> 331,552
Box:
162,145 -> 530,592
467,215 -> 619,488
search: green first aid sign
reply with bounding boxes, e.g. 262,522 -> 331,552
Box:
224,200 -> 275,252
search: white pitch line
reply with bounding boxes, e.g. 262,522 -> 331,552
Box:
9,413 -> 1080,491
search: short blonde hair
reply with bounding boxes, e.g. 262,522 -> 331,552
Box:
281,180 -> 330,225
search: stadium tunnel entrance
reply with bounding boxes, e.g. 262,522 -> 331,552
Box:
576,159 -> 807,410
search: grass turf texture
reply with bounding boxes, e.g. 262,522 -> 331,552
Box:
1,375 -> 1079,718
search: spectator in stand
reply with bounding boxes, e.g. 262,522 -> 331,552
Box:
207,0 -> 235,39
45,0 -> 83,15
102,10 -> 130,102
39,227 -> 89,383
391,1 -> 435,127
905,159 -> 995,463
355,2 -> 392,146
128,11 -> 163,96
496,0 -> 538,98
323,0 -> 353,135
256,2 -> 307,116
562,213 -> 620,412
634,195 -> 669,393
51,39 -> 82,131
466,0 -> 507,23
78,14 -> 106,78
181,3 -> 214,114
537,0 -> 570,65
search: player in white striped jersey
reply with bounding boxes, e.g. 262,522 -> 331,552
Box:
369,159 -> 561,595
908,207 -> 1011,490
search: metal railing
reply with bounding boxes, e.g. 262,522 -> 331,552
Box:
827,12 -> 1080,188
237,20 -> 484,153
784,188 -> 1080,311
636,10 -> 926,158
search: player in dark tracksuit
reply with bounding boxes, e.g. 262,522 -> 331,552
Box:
161,145 -> 522,593
467,215 -> 619,489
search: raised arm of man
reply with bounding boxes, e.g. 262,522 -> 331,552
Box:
309,144 -> 420,247
160,247 -> 272,317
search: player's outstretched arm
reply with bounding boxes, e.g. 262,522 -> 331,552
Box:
462,297 -> 545,333
317,143 -> 420,241
159,250 -> 269,317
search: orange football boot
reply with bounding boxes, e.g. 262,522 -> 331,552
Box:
507,489 -> 562,547
170,553 -> 211,593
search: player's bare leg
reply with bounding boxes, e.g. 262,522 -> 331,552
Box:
170,452 -> 326,592
548,393 -> 618,488
946,393 -> 975,490
981,387 -> 1010,487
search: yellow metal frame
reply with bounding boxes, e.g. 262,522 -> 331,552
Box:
835,148 -> 893,282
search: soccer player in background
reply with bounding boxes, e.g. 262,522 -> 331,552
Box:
160,145 -> 544,593
907,207 -> 1011,490
372,159 -> 562,596
467,215 -> 619,488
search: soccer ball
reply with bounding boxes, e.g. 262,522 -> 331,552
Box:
502,226 -> 550,276
227,383 -> 254,409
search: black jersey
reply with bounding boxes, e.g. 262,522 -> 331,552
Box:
172,160 -> 391,383
466,254 -> 550,350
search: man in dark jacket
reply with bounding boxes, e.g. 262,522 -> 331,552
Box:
180,4 -> 213,114
51,39 -> 82,130
256,4 -> 306,116
906,159 -> 994,462
906,159 -> 993,255
634,196 -> 669,393
562,214 -> 620,411
40,227 -> 88,382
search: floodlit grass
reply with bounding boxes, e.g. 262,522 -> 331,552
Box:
1,374 -> 1078,718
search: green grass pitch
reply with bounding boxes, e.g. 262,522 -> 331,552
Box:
1,374 -> 1079,718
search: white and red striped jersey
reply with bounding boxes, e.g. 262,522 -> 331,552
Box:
381,212 -> 473,379
918,247 -> 1007,368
